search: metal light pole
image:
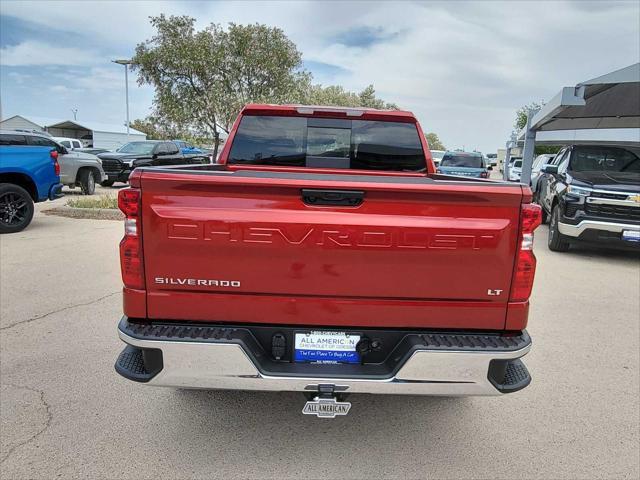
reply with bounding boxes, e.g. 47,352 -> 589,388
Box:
113,59 -> 133,139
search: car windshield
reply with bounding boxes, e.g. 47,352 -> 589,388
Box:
570,146 -> 640,173
440,153 -> 483,168
513,160 -> 523,168
117,142 -> 157,154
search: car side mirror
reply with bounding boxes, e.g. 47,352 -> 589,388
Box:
541,165 -> 558,175
58,145 -> 68,155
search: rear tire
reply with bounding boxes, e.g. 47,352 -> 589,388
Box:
100,179 -> 115,187
0,183 -> 35,234
548,205 -> 570,252
79,170 -> 96,195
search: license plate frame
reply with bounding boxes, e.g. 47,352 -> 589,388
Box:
294,330 -> 361,364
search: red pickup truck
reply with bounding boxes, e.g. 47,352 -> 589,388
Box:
115,104 -> 541,417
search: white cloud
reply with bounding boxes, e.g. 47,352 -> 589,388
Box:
2,0 -> 639,152
49,84 -> 72,93
0,41 -> 100,66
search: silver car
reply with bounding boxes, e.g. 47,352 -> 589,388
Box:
530,154 -> 556,193
9,131 -> 107,195
57,146 -> 108,195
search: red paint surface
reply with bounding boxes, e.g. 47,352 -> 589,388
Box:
121,105 -> 540,331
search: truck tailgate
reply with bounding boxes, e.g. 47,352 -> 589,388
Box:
139,169 -> 524,330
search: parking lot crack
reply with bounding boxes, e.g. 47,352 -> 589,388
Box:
0,384 -> 53,465
0,291 -> 120,332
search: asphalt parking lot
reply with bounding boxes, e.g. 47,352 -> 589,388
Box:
1,197 -> 639,479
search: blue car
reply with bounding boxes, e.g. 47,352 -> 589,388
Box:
437,151 -> 491,179
173,140 -> 204,155
0,130 -> 63,233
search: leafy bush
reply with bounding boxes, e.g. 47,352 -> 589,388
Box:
67,195 -> 118,209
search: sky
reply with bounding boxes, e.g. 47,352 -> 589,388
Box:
1,0 -> 639,153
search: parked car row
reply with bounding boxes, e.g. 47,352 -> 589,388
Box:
1,130 -> 105,195
533,144 -> 640,252
500,145 -> 639,252
431,144 -> 638,253
98,140 -> 210,186
0,130 -> 213,232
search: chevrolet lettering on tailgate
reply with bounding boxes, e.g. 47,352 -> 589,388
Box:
166,221 -> 500,251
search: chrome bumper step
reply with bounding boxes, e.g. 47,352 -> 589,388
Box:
116,317 -> 532,396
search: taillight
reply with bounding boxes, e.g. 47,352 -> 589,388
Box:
480,171 -> 488,178
50,150 -> 60,176
510,203 -> 542,302
118,183 -> 144,290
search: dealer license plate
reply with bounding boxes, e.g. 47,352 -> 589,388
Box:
622,230 -> 640,242
294,331 -> 360,364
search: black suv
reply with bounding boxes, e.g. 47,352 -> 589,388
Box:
536,144 -> 640,251
98,141 -> 209,186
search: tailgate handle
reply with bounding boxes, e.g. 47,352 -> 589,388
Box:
301,189 -> 365,207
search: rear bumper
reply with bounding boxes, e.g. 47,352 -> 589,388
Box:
116,318 -> 532,396
558,219 -> 640,237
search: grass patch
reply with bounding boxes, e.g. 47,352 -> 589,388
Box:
67,195 -> 118,209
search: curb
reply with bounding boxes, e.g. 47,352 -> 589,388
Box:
44,206 -> 124,221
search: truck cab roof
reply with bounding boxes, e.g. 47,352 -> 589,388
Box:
241,104 -> 417,122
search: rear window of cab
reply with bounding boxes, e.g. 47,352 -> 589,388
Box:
227,115 -> 426,171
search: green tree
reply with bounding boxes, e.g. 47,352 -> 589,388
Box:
129,116 -> 183,140
131,116 -> 222,147
132,16 -> 310,158
303,83 -> 397,109
357,84 -> 398,109
515,101 -> 561,155
424,132 -> 446,151
514,101 -> 545,131
133,16 -> 399,157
